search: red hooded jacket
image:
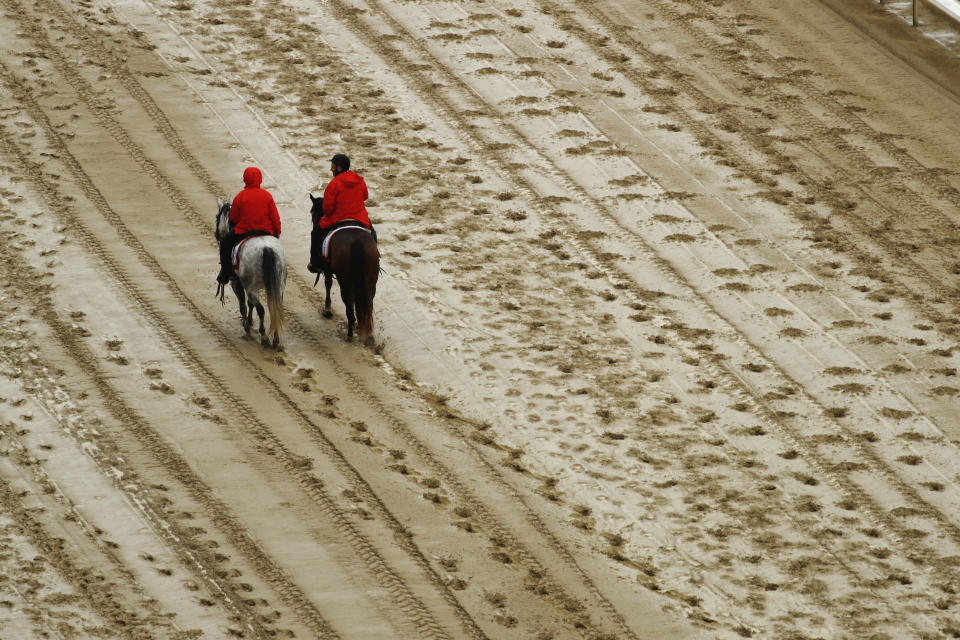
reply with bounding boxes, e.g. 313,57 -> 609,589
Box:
320,170 -> 370,230
230,167 -> 281,236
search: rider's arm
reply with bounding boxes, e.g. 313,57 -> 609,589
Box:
228,192 -> 244,227
269,196 -> 281,237
322,180 -> 339,218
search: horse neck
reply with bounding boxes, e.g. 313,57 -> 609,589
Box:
217,211 -> 229,238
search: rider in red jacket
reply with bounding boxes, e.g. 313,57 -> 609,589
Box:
309,154 -> 376,272
217,167 -> 281,284
320,161 -> 370,229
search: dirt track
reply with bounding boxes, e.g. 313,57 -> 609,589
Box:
1,0 -> 960,638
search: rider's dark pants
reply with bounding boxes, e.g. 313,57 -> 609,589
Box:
311,221 -> 377,272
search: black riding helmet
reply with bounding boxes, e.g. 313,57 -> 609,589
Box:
331,153 -> 350,171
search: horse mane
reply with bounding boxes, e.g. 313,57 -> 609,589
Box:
309,195 -> 323,227
216,202 -> 231,241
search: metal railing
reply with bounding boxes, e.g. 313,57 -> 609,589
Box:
880,0 -> 960,27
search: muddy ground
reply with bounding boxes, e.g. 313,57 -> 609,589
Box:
1,0 -> 960,638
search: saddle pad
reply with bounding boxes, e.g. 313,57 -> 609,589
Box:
322,226 -> 369,260
231,236 -> 254,270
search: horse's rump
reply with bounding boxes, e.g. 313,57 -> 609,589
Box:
237,235 -> 287,347
328,228 -> 379,273
328,228 -> 379,342
235,235 -> 282,278
231,231 -> 270,270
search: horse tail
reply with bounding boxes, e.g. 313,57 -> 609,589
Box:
263,246 -> 284,344
351,238 -> 373,340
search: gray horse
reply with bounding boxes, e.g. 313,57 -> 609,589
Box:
215,198 -> 287,349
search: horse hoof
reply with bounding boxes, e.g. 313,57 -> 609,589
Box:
362,336 -> 375,348
322,310 -> 333,319
260,337 -> 271,347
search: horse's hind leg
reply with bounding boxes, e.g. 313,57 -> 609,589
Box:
256,302 -> 266,337
323,273 -> 333,318
361,273 -> 378,347
245,298 -> 255,336
232,282 -> 249,335
247,292 -> 265,344
340,283 -> 356,341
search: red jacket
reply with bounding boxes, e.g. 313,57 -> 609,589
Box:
230,167 -> 281,236
320,170 -> 370,230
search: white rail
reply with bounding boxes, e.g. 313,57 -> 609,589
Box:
881,0 -> 960,26
925,0 -> 960,23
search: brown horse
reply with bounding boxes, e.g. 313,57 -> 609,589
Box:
309,195 -> 379,344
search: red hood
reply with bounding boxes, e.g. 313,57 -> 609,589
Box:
336,171 -> 364,188
243,167 -> 262,188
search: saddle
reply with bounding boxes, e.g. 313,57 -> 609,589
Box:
231,231 -> 269,270
322,224 -> 370,260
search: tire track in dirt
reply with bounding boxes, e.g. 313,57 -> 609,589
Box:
0,308 -> 229,636
34,1 -> 692,636
0,409 -> 169,640
305,0 -> 960,631
476,0 -> 960,480
0,419 -> 176,640
504,0 -> 960,497
0,480 -> 148,639
0,405 -> 190,640
513,0 -> 960,499
599,0 -> 960,330
511,0 -> 960,559
669,0 -> 960,335
0,359 -> 240,639
0,506 -> 98,640
351,0 -> 960,532
476,3 -> 960,632
470,1 -> 943,358
494,0 -> 960,414
678,0 -> 960,208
